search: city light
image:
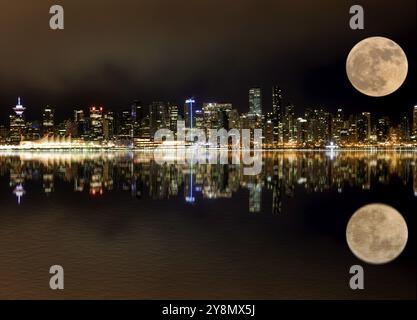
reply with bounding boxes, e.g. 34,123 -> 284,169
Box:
0,94 -> 416,150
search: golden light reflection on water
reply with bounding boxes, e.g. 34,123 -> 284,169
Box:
0,150 -> 416,212
0,151 -> 415,299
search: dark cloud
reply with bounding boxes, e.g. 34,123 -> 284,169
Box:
0,0 -> 415,121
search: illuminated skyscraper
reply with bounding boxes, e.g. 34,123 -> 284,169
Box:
264,113 -> 274,148
283,104 -> 296,143
332,108 -> 345,144
184,98 -> 195,129
377,117 -> 390,142
131,100 -> 142,123
272,86 -> 283,145
74,109 -> 84,122
413,105 -> 417,137
347,115 -> 358,144
131,100 -> 143,137
90,106 -> 104,141
363,112 -> 371,140
26,121 -> 41,140
139,115 -> 151,139
356,112 -> 371,143
296,117 -> 308,146
74,109 -> 88,139
149,101 -> 168,137
195,109 -> 205,130
103,111 -> 115,140
168,104 -> 179,133
202,103 -> 232,132
118,110 -> 134,138
400,116 -> 410,142
228,109 -> 240,130
0,125 -> 7,144
42,107 -> 55,135
9,97 -> 26,144
249,87 -> 262,116
305,108 -> 330,146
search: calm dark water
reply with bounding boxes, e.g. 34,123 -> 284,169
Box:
0,151 -> 415,299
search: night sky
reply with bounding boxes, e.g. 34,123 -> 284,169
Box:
0,0 -> 415,123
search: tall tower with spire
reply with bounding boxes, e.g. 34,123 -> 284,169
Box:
13,97 -> 26,116
9,97 -> 27,144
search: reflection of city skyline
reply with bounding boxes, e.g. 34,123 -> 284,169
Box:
2,151 -> 416,214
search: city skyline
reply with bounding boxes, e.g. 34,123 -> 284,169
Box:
1,88 -> 416,148
0,0 -> 415,302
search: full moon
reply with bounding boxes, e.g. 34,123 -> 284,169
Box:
346,204 -> 408,265
346,36 -> 408,97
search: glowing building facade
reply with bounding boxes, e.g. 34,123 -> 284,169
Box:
90,106 -> 104,141
249,87 -> 262,116
42,107 -> 55,134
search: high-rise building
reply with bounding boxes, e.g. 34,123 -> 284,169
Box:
131,100 -> 143,137
356,112 -> 371,143
9,97 -> 26,144
0,125 -> 8,144
42,107 -> 55,135
103,111 -> 115,140
283,104 -> 296,143
74,109 -> 88,138
184,98 -> 196,129
194,110 -> 205,130
249,87 -> 262,116
139,115 -> 151,139
347,115 -> 358,144
202,103 -> 217,130
208,103 -> 229,133
296,118 -> 308,146
304,108 -> 330,146
26,121 -> 41,140
272,86 -> 283,145
118,110 -> 134,138
90,106 -> 104,141
363,112 -> 371,140
264,113 -> 274,148
168,104 -> 179,133
228,109 -> 240,130
202,103 -> 232,132
377,117 -> 390,142
413,105 -> 417,137
149,101 -> 168,137
218,109 -> 230,131
332,108 -> 345,144
63,119 -> 77,136
400,116 -> 410,142
74,109 -> 84,122
56,120 -> 69,136
131,100 -> 142,123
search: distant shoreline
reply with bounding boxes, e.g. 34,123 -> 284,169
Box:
0,147 -> 416,152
